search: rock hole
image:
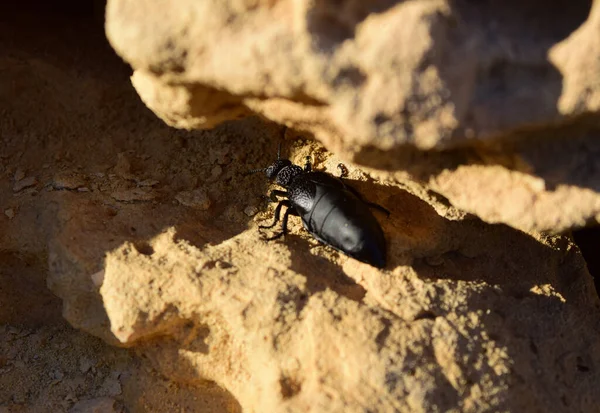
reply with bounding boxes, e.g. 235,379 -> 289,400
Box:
333,67 -> 366,88
305,0 -> 398,49
375,318 -> 392,350
133,242 -> 154,256
413,310 -> 438,321
384,372 -> 400,391
279,376 -> 302,399
374,113 -> 391,126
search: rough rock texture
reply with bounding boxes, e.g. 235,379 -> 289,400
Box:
3,1 -> 600,413
105,0 -> 600,233
96,224 -> 600,413
0,2 -> 241,411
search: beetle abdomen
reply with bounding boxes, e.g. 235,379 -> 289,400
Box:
300,186 -> 386,268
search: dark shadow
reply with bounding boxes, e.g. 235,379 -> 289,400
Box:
354,120 -> 600,194
445,0 -> 592,136
305,0 -> 399,51
0,2 -> 247,411
285,233 -> 367,303
253,168 -> 597,306
573,226 -> 600,297
0,251 -> 63,327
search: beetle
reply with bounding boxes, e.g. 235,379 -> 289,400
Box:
248,140 -> 389,268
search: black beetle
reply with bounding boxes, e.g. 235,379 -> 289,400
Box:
249,140 -> 389,268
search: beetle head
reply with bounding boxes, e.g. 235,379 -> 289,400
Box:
265,159 -> 292,180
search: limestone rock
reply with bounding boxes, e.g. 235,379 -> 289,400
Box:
4,3 -> 600,410
105,0 -> 600,233
105,0 -> 598,150
94,215 -> 600,412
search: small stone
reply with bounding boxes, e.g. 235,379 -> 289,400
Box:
244,205 -> 259,216
175,189 -> 211,210
13,176 -> 37,192
137,179 -> 159,187
69,397 -> 118,413
13,168 -> 25,182
52,172 -> 86,190
79,357 -> 94,373
101,372 -> 122,397
91,270 -> 105,287
77,187 -> 91,192
4,209 -> 14,219
114,153 -> 134,180
211,165 -> 222,179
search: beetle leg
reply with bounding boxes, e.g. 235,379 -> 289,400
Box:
340,178 -> 391,218
304,156 -> 312,172
259,200 -> 290,229
337,163 -> 349,179
365,201 -> 391,217
268,190 -> 289,202
265,206 -> 298,240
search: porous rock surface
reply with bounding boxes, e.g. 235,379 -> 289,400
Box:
3,2 -> 600,413
106,0 -> 600,233
96,220 -> 600,412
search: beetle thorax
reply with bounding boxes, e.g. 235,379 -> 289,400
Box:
276,165 -> 303,187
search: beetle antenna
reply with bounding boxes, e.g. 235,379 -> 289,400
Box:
244,167 -> 267,176
277,126 -> 288,160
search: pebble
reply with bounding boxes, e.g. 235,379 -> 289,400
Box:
13,168 -> 25,182
137,179 -> 159,187
13,176 -> 37,192
101,372 -> 122,397
79,357 -> 94,373
4,209 -> 14,219
244,205 -> 259,216
175,189 -> 211,210
52,172 -> 86,190
211,165 -> 222,179
91,270 -> 105,287
69,397 -> 118,413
